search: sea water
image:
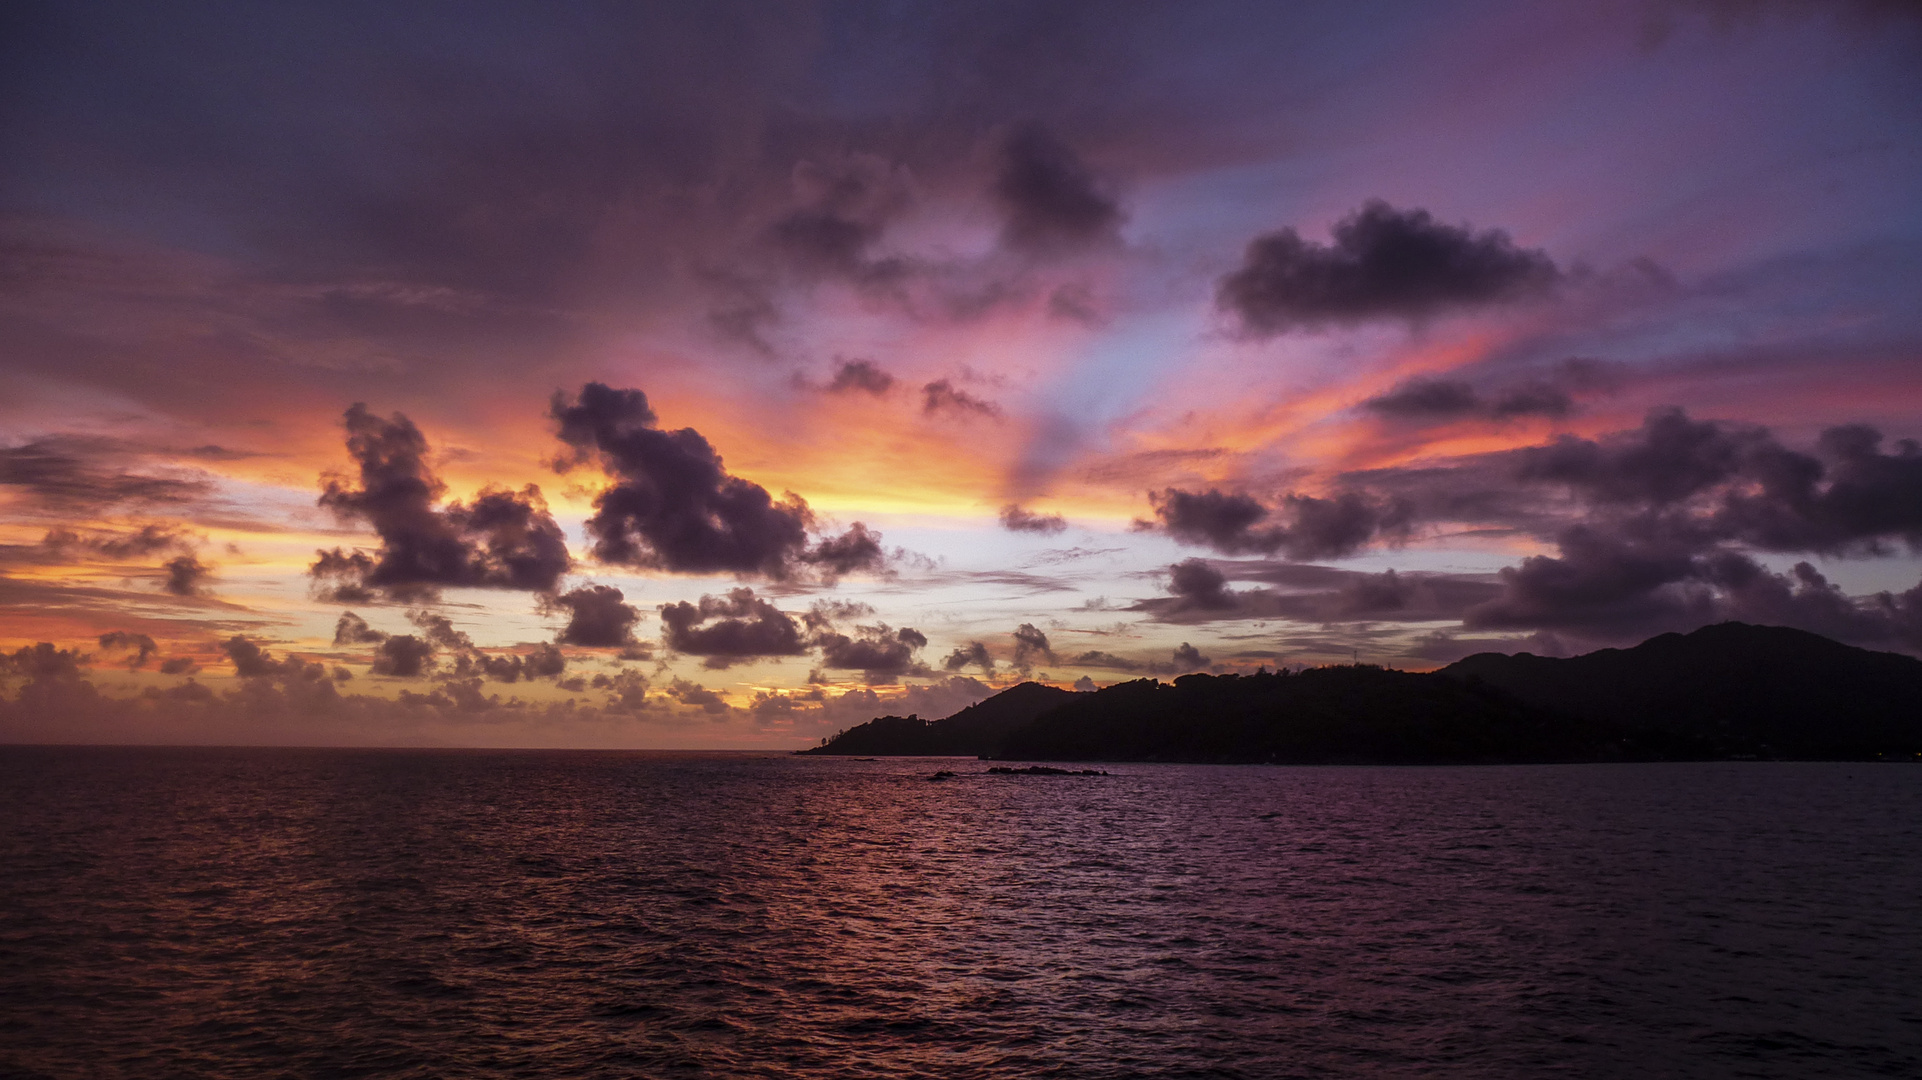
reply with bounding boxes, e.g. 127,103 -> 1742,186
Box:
2,748 -> 1917,1078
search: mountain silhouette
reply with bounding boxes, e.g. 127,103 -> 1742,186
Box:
1441,621 -> 1922,759
803,623 -> 1922,763
991,666 -> 1641,764
799,681 -> 1076,756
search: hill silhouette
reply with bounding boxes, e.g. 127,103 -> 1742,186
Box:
1441,621 -> 1922,759
990,666 -> 1670,764
802,623 -> 1922,763
799,681 -> 1076,756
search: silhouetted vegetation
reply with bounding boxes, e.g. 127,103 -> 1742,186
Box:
802,623 -> 1922,764
993,666 -> 1661,764
1442,622 -> 1922,760
798,682 -> 1075,755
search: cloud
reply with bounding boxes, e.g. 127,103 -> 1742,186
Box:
333,611 -> 388,645
1516,408 -> 1922,552
4,642 -> 90,681
1362,361 -> 1617,425
312,404 -> 570,600
162,554 -> 213,597
1218,200 -> 1559,333
97,631 -> 158,669
1146,488 -> 1412,560
942,641 -> 995,674
0,436 -> 213,513
543,584 -> 643,649
1169,642 -> 1210,672
667,677 -> 729,714
659,587 -> 807,668
221,636 -> 330,684
826,359 -> 895,395
803,523 -> 888,580
922,379 -> 1001,419
43,525 -> 197,561
333,608 -> 570,682
1450,408 -> 1922,641
1011,623 -> 1056,671
1000,504 -> 1068,534
552,383 -> 885,580
370,635 -> 436,678
813,625 -> 929,681
993,124 -> 1124,253
1068,650 -> 1143,671
1167,558 -> 1239,611
1364,378 -> 1482,419
766,153 -> 914,285
1068,641 -> 1210,674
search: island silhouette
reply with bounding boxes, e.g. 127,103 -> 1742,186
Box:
802,623 -> 1922,763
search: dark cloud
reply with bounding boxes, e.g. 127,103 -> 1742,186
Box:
44,525 -> 197,560
407,610 -> 474,652
765,154 -> 913,286
923,379 -> 1001,419
4,643 -> 89,681
659,587 -> 807,668
553,383 -> 885,580
1218,200 -> 1559,333
803,598 -> 876,630
826,359 -> 895,395
802,522 -> 888,579
1517,407 -> 1755,505
1364,379 -> 1482,419
158,657 -> 197,675
0,436 -> 213,513
1069,650 -> 1143,671
591,670 -> 652,712
332,608 -> 567,682
1000,504 -> 1068,534
543,584 -> 642,649
667,678 -> 729,714
1067,641 -> 1210,674
1011,623 -> 1056,671
370,635 -> 436,678
1169,642 -> 1210,672
313,404 -> 569,600
1132,560 -> 1503,626
333,611 -> 388,646
1362,367 -> 1591,424
1167,558 -> 1238,611
814,625 -> 928,680
162,554 -> 213,597
1490,382 -> 1575,419
1517,408 -> 1922,553
221,636 -> 329,683
460,643 -> 567,684
942,641 -> 995,674
993,124 -> 1124,253
97,631 -> 158,669
1147,488 -> 1411,560
1329,569 -> 1414,616
1465,518 -> 1922,651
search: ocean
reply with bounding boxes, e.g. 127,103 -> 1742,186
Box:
2,748 -> 1917,1078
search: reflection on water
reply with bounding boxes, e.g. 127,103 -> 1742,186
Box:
1,749 -> 1917,1078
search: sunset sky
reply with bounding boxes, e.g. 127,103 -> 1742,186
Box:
3,0 -> 1920,747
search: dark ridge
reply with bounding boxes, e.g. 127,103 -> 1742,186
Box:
798,681 -> 1077,756
1441,621 -> 1922,759
804,623 -> 1922,764
991,667 -> 1672,765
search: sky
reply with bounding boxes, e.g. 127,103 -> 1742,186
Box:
3,0 -> 1920,748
